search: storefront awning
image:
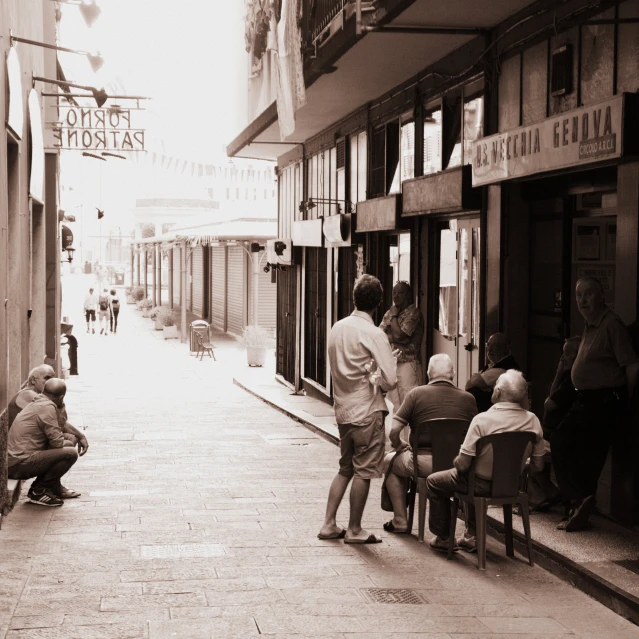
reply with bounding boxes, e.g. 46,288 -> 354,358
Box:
136,217 -> 277,247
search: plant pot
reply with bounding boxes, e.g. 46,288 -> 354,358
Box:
246,347 -> 266,367
163,325 -> 178,340
154,318 -> 163,330
126,295 -> 136,304
141,310 -> 150,318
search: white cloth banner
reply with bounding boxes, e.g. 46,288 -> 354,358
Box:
276,0 -> 306,140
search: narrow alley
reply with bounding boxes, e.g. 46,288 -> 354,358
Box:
1,279 -> 638,639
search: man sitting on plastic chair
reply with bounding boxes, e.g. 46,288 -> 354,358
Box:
426,370 -> 545,553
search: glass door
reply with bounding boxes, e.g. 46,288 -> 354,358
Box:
433,217 -> 481,386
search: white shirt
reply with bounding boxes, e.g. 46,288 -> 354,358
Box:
84,293 -> 98,311
328,310 -> 397,425
460,402 -> 545,480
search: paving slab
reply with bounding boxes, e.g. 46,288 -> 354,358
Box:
0,282 -> 636,639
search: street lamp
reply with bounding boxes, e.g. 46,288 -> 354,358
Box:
33,76 -> 108,107
46,0 -> 102,27
11,34 -> 104,72
62,246 -> 76,263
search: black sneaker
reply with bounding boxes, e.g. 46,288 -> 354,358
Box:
28,489 -> 63,507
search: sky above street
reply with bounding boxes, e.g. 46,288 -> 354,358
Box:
58,0 -> 248,160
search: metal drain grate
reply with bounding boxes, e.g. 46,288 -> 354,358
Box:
360,588 -> 425,604
614,559 -> 639,575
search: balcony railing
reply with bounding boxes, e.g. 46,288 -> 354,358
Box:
307,0 -> 348,45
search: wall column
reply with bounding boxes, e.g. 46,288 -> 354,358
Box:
152,246 -> 157,307
45,153 -> 60,375
484,184 -> 502,338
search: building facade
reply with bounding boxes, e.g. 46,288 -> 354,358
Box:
0,0 -> 61,516
230,0 -> 639,524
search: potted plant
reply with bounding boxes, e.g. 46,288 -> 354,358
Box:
140,298 -> 153,318
150,306 -> 162,328
158,308 -> 178,339
238,325 -> 272,367
126,286 -> 138,304
134,287 -> 145,308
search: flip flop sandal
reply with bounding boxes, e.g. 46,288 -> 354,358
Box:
344,534 -> 383,544
383,520 -> 409,534
317,528 -> 347,540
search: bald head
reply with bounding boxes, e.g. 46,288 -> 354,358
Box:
28,365 -> 55,393
427,354 -> 455,382
43,378 -> 67,407
486,333 -> 511,364
492,370 -> 528,405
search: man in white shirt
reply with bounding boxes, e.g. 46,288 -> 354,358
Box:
318,275 -> 398,544
83,288 -> 98,334
426,369 -> 545,552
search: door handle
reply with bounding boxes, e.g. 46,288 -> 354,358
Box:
464,343 -> 474,352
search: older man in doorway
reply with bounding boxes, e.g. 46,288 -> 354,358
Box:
551,277 -> 639,532
379,281 -> 424,411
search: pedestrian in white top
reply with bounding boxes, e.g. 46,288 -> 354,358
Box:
318,274 -> 398,544
97,288 -> 111,335
83,288 -> 98,334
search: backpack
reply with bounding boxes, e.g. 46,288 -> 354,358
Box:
111,296 -> 120,310
99,295 -> 109,311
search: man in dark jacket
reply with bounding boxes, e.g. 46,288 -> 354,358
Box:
465,333 -> 519,412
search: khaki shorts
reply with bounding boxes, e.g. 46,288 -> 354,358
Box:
392,449 -> 433,479
338,411 -> 385,480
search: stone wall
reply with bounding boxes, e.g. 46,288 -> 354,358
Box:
0,408 -> 7,515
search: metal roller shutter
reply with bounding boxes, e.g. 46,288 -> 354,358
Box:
248,261 -> 277,332
186,251 -> 192,310
192,245 -> 204,316
226,246 -> 246,335
211,247 -> 226,332
172,247 -> 180,306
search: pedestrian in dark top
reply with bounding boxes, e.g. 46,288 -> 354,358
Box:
109,289 -> 120,333
64,326 -> 79,376
551,277 -> 639,532
383,353 -> 477,534
465,333 -> 520,412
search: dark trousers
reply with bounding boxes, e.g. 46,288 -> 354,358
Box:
427,468 -> 492,538
8,448 -> 78,494
69,347 -> 78,375
550,388 -> 626,502
110,308 -> 119,331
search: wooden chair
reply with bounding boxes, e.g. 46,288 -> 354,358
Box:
194,330 -> 216,361
406,418 -> 470,542
447,431 -> 536,570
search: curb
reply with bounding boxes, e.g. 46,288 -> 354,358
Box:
235,376 -> 639,628
232,378 -> 339,446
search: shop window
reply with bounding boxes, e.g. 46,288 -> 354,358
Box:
436,226 -> 457,339
463,94 -> 484,165
423,108 -> 442,175
371,120 -> 400,198
349,132 -> 368,204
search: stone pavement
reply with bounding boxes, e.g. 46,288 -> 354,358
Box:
1,275 -> 638,638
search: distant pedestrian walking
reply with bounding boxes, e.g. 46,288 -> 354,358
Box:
98,288 -> 111,335
83,288 -> 97,333
109,289 -> 120,334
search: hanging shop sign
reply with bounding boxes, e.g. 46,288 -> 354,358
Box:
47,106 -> 145,152
471,94 -> 635,187
28,90 -> 44,203
6,48 -> 23,138
323,213 -> 351,247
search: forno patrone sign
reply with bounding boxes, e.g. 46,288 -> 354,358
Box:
47,106 -> 145,152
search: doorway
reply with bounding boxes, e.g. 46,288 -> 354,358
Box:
432,217 -> 481,386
